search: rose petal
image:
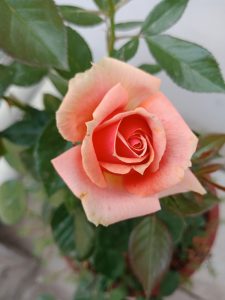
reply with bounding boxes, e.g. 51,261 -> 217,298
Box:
56,58 -> 160,143
97,107 -> 166,172
82,84 -> 129,187
51,146 -> 161,226
124,93 -> 198,196
159,168 -> 206,197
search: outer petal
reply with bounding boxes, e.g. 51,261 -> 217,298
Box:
51,146 -> 161,226
125,93 -> 198,196
81,84 -> 128,187
56,57 -> 160,143
159,169 -> 206,198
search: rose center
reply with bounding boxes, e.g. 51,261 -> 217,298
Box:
128,136 -> 143,150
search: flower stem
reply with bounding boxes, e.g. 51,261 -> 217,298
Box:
107,0 -> 116,56
2,95 -> 29,112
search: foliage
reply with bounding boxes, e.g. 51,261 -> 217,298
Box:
0,0 -> 224,299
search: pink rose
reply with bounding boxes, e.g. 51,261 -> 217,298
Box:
52,58 -> 205,226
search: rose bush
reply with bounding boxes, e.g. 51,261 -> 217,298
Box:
52,58 -> 205,226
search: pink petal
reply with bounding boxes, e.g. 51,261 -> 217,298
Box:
81,84 -> 128,187
56,58 -> 160,143
51,146 -> 161,226
159,169 -> 206,197
97,58 -> 161,109
97,107 -> 166,171
125,93 -> 198,196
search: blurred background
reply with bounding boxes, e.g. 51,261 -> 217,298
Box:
0,0 -> 225,299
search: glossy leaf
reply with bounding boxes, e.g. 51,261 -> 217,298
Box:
51,204 -> 76,258
0,0 -> 68,69
139,63 -> 162,75
58,27 -> 92,79
0,64 -> 14,97
93,248 -> 125,279
1,109 -> 49,146
115,21 -> 142,31
113,38 -> 139,61
146,35 -> 225,93
129,216 -> 173,298
49,73 -> 68,96
11,62 -> 47,86
74,207 -> 95,261
159,271 -> 180,296
94,0 -> 120,11
0,179 -> 26,225
35,119 -> 68,196
2,139 -> 26,173
193,134 -> 225,162
141,0 -> 189,35
161,192 -> 220,217
157,210 -> 185,244
43,94 -> 61,113
58,5 -> 103,26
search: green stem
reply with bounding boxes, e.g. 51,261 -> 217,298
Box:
2,95 -> 29,112
107,0 -> 116,56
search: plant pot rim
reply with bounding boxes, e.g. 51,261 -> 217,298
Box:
178,204 -> 219,278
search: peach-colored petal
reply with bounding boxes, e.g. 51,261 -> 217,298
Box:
100,162 -> 132,174
97,58 -> 161,110
51,146 -> 161,226
159,169 -> 206,198
100,136 -> 154,176
95,126 -> 153,175
125,93 -> 198,196
97,107 -> 166,172
56,58 -> 160,143
94,108 -> 161,175
81,84 -> 129,187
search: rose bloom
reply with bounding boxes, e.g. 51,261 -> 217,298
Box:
52,58 -> 205,226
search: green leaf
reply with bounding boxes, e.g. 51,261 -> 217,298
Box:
94,0 -> 120,11
73,272 -> 109,300
43,94 -> 61,113
93,248 -> 125,279
96,219 -> 137,252
58,5 -> 103,26
2,139 -> 26,173
115,21 -> 143,31
36,294 -> 55,300
157,210 -> 185,244
161,192 -> 220,217
74,207 -> 95,261
0,179 -> 26,225
113,38 -> 139,61
159,271 -> 180,297
108,288 -> 127,300
139,63 -> 162,75
1,108 -> 48,146
51,204 -> 76,258
35,119 -> 68,196
146,35 -> 225,93
141,0 -> 189,35
128,216 -> 173,298
0,64 -> 14,97
193,134 -> 225,162
58,27 -> 92,79
10,62 -> 47,86
0,0 -> 68,69
49,73 -> 68,96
